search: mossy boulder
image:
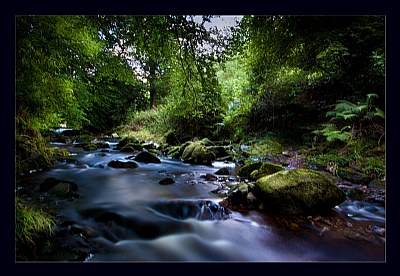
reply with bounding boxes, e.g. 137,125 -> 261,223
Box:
121,143 -> 143,152
237,161 -> 263,178
254,168 -> 346,215
115,136 -> 140,150
16,134 -> 55,176
181,141 -> 216,165
75,142 -> 98,151
250,162 -> 286,180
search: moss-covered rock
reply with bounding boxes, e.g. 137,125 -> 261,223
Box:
181,141 -> 216,165
115,136 -> 140,150
250,162 -> 286,180
121,143 -> 143,152
16,134 -> 55,176
254,168 -> 346,215
237,161 -> 263,178
75,142 -> 98,151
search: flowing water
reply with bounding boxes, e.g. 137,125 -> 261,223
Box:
20,142 -> 385,262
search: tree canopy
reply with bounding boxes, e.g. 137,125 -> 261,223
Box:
16,15 -> 384,140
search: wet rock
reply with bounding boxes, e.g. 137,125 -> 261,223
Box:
39,177 -> 79,199
108,160 -> 139,168
134,151 -> 161,163
151,200 -> 231,221
99,143 -> 110,149
142,142 -> 157,150
223,183 -> 261,210
254,169 -> 346,215
215,168 -> 230,175
200,173 -> 217,181
159,178 -> 175,185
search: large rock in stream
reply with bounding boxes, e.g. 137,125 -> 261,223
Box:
134,151 -> 161,163
181,140 -> 216,165
108,160 -> 139,168
253,168 -> 346,215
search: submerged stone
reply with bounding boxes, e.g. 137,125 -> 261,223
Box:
254,168 -> 346,215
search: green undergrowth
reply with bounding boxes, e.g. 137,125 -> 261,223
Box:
305,139 -> 385,181
241,133 -> 285,159
16,196 -> 56,260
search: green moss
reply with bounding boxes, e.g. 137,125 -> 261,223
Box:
250,162 -> 286,180
346,188 -> 366,201
181,141 -> 216,165
245,136 -> 284,158
116,136 -> 140,149
16,134 -> 56,176
254,169 -> 346,214
237,161 -> 263,178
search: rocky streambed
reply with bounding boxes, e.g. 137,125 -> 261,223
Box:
15,134 -> 385,262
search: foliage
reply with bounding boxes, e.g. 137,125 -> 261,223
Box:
312,124 -> 351,143
231,15 -> 384,134
305,152 -> 350,169
214,55 -> 252,140
16,197 -> 56,245
16,16 -> 102,131
325,93 -> 384,141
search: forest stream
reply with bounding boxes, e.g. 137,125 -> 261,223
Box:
17,140 -> 385,262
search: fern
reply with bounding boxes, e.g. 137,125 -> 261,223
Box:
326,100 -> 367,121
312,124 -> 351,142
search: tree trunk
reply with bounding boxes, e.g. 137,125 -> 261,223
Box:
149,60 -> 157,108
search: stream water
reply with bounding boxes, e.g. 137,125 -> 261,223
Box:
20,141 -> 385,262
